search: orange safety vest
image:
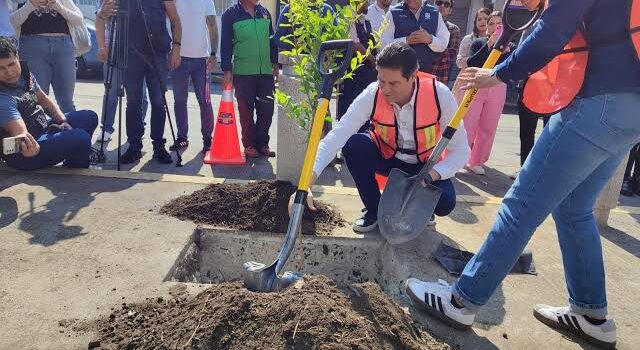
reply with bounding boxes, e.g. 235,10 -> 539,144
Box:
522,0 -> 640,115
369,72 -> 441,163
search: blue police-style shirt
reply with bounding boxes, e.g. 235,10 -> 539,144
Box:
494,0 -> 640,97
390,3 -> 440,73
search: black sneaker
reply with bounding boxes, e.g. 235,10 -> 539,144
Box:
352,211 -> 377,233
119,148 -> 142,164
620,178 -> 634,196
202,143 -> 211,155
153,147 -> 173,164
89,147 -> 105,165
169,138 -> 189,151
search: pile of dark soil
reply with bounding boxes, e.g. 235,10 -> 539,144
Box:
160,181 -> 345,235
90,276 -> 454,350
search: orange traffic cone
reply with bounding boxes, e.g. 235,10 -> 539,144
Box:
204,82 -> 246,165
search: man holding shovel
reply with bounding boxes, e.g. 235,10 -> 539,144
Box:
290,42 -> 470,233
405,0 -> 640,348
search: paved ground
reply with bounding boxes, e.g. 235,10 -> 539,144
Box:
0,79 -> 638,349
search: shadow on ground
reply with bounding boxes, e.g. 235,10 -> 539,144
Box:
5,173 -> 141,246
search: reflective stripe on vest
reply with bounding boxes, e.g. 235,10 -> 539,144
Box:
369,72 -> 440,163
523,0 -> 640,115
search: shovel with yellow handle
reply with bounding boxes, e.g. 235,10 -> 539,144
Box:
378,0 -> 543,245
243,40 -> 355,292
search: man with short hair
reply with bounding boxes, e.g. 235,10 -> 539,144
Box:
170,0 -> 218,154
97,0 -> 183,165
0,38 -> 98,170
367,0 -> 392,34
380,0 -> 450,74
290,42 -> 469,232
221,0 -> 278,158
431,0 -> 460,84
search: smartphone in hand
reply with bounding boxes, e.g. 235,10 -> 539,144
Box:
2,136 -> 25,155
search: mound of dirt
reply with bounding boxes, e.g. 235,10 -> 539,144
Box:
90,276 -> 454,350
161,181 -> 345,236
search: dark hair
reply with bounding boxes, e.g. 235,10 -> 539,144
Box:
488,10 -> 503,24
375,42 -> 418,80
473,7 -> 492,37
0,38 -> 18,59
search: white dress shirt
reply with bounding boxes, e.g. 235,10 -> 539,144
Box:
380,7 -> 450,53
366,2 -> 389,35
313,80 -> 470,180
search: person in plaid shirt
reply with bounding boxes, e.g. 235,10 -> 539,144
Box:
431,0 -> 460,84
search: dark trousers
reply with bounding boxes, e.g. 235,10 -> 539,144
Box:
172,57 -> 214,145
4,110 -> 98,170
518,96 -> 551,166
342,133 -> 457,217
624,143 -> 640,179
124,52 -> 169,151
337,63 -> 377,121
234,74 -> 275,149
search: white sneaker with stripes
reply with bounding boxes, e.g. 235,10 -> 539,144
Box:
533,305 -> 616,349
405,278 -> 475,330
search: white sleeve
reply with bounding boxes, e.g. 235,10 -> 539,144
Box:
349,22 -> 359,43
380,11 -> 407,47
432,82 -> 470,180
428,12 -> 450,53
206,0 -> 216,16
312,83 -> 378,178
456,35 -> 472,69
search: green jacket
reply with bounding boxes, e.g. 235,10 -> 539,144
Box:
221,2 -> 278,75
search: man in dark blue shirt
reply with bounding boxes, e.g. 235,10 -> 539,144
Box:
0,38 -> 98,170
404,1 -> 640,348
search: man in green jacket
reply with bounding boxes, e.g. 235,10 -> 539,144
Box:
221,0 -> 278,158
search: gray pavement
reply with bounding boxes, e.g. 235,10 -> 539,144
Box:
0,171 -> 638,349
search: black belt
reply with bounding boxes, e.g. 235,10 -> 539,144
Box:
397,147 -> 417,155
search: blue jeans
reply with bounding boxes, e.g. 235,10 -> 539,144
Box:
124,53 -> 168,151
342,133 -> 457,217
18,35 -> 76,113
171,57 -> 214,144
3,110 -> 98,170
453,92 -> 640,319
102,63 -> 149,133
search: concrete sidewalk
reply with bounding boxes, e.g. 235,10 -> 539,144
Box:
0,170 -> 638,349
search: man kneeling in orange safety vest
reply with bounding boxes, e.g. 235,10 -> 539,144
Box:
297,42 -> 470,233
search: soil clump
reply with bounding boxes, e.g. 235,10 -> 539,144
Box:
91,276 -> 455,350
161,181 -> 345,235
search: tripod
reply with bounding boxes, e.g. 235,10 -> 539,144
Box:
98,0 -> 183,170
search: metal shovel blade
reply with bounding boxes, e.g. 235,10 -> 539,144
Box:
378,168 -> 443,245
243,201 -> 306,292
243,261 -> 304,292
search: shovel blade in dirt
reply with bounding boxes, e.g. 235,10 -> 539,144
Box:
242,40 -> 355,293
378,168 -> 443,245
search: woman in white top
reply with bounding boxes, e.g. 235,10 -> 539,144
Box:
452,7 -> 491,103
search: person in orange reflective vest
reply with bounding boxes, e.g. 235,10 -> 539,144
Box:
405,0 -> 640,348
289,42 -> 470,233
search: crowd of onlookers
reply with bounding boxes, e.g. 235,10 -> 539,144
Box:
1,0 -> 630,196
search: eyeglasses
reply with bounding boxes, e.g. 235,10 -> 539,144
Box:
435,1 -> 452,8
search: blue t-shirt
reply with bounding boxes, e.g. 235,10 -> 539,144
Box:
0,73 -> 42,129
